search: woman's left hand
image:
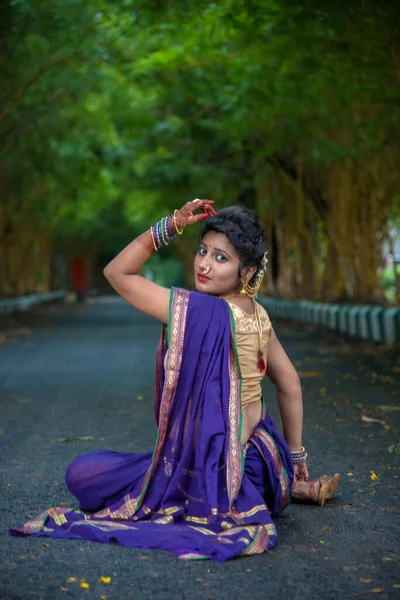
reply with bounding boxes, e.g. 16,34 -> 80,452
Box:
176,199 -> 217,229
294,461 -> 309,482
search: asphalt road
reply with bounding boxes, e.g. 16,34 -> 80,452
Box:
1,297 -> 399,600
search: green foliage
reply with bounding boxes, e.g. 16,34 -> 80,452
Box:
1,0 -> 400,300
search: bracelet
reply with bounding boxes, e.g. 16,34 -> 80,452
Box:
290,446 -> 307,464
150,214 -> 177,251
150,226 -> 158,252
173,209 -> 183,235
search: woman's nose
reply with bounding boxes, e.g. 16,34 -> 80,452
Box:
199,262 -> 211,273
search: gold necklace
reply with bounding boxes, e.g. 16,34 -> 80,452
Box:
254,304 -> 266,373
220,291 -> 241,300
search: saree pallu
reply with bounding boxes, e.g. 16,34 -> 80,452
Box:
11,288 -> 294,562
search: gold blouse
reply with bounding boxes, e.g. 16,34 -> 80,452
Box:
163,300 -> 272,410
226,301 -> 272,409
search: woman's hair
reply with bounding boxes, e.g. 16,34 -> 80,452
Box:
199,206 -> 267,282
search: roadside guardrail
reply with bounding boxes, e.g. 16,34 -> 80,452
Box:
259,297 -> 400,346
0,291 -> 66,316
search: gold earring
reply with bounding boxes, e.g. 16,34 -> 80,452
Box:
202,267 -> 210,274
240,273 -> 265,298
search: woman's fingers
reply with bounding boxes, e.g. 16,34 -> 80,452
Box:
193,213 -> 209,223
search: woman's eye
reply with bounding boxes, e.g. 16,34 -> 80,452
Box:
216,254 -> 227,262
199,247 -> 206,255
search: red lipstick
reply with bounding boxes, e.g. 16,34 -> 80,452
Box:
197,274 -> 210,283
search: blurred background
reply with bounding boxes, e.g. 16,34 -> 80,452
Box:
1,0 -> 399,305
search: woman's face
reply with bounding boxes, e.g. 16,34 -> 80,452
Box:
193,231 -> 242,296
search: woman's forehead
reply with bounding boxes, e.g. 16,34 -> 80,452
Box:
200,231 -> 238,257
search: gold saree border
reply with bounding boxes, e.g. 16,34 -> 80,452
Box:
252,428 -> 290,511
93,287 -> 190,520
225,303 -> 244,511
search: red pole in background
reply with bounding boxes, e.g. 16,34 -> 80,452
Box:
72,257 -> 85,301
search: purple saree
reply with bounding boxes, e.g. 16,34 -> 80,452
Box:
11,288 -> 294,561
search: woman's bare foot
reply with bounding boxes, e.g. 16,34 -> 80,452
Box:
292,474 -> 340,506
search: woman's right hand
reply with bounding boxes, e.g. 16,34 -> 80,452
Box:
176,199 -> 216,230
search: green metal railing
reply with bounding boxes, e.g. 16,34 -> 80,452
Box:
259,297 -> 400,346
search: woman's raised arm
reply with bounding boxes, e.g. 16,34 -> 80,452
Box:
103,200 -> 215,323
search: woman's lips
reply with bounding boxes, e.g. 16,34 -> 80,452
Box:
197,274 -> 210,283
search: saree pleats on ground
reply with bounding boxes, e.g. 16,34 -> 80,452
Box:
10,288 -> 294,561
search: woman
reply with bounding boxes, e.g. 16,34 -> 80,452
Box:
11,200 -> 339,562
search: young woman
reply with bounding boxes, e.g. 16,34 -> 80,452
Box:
11,200 -> 339,562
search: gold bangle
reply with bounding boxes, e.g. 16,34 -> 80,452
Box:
173,209 -> 183,235
160,222 -> 169,247
150,226 -> 158,252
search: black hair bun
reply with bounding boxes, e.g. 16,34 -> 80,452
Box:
199,206 -> 267,276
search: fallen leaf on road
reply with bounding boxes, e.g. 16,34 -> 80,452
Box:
80,582 -> 89,589
67,577 -> 77,583
322,526 -> 332,531
382,557 -> 392,561
360,579 -> 373,583
370,471 -> 379,481
342,504 -> 358,511
60,587 -> 69,592
393,584 -> 400,589
361,415 -> 386,425
371,589 -> 384,594
347,472 -> 354,476
343,566 -> 358,571
388,443 -> 400,455
99,577 -> 111,584
378,507 -> 400,514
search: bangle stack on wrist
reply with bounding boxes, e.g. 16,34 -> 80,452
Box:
150,211 -> 183,252
290,446 -> 307,464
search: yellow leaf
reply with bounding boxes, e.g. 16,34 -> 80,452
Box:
347,472 -> 354,476
80,582 -> 89,589
384,425 -> 391,430
101,596 -> 108,600
371,589 -> 384,593
343,566 -> 357,572
382,557 -> 392,561
60,587 -> 69,592
360,578 -> 373,583
370,471 -> 379,481
393,584 -> 400,589
137,395 -> 143,401
99,577 -> 111,584
67,577 -> 77,583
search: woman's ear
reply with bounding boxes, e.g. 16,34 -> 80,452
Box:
244,266 -> 257,282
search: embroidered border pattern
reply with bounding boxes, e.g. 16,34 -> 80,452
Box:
131,287 -> 189,513
94,288 -> 190,521
253,428 -> 290,510
226,307 -> 244,511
